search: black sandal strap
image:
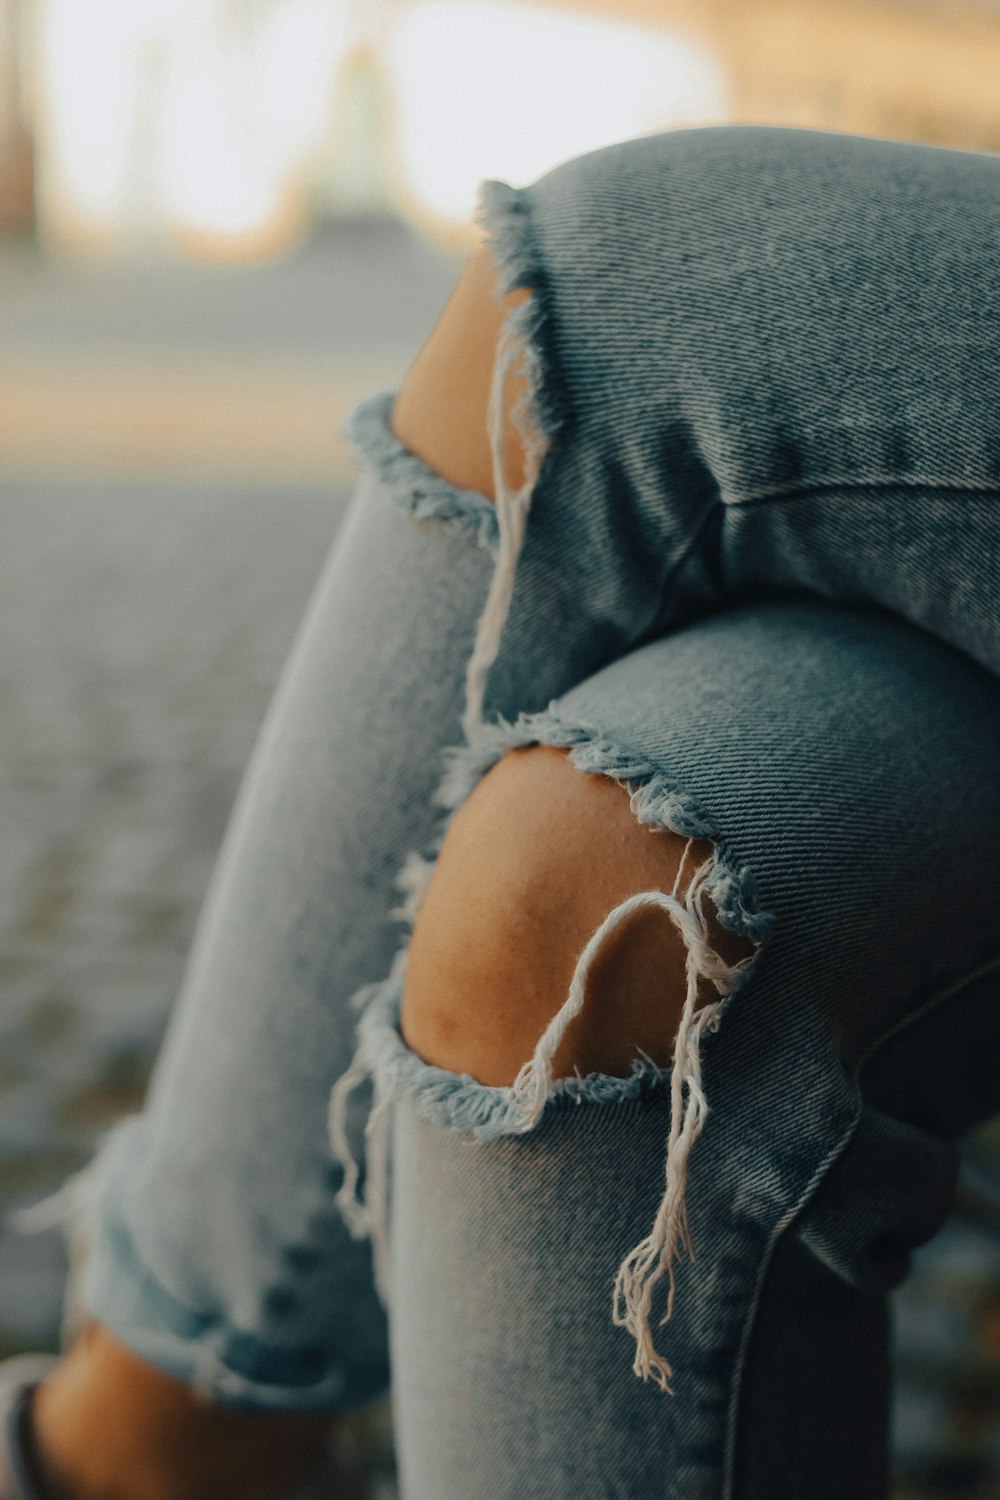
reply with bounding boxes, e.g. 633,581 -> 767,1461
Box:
4,1385 -> 51,1500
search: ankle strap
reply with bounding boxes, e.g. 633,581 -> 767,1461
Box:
4,1386 -> 51,1500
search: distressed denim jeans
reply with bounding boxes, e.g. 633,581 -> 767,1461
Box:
68,126 -> 1000,1498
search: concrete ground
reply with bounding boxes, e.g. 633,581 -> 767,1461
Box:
0,214 -> 997,1497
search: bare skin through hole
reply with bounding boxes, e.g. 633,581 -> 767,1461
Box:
390,240 -> 532,503
401,744 -> 753,1088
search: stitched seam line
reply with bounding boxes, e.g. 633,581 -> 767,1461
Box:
853,952 -> 1000,1081
725,952 -> 1000,1496
722,1109 -> 864,1499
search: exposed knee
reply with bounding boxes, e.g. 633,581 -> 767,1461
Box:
389,239 -> 532,502
400,744 -> 751,1087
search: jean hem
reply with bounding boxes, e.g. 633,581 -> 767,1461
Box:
80,1215 -> 391,1412
12,1114 -> 390,1413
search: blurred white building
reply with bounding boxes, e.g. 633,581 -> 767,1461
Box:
24,0 -> 729,259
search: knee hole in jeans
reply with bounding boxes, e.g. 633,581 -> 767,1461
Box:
399,742 -> 751,1087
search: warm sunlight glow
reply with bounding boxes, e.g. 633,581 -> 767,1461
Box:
32,0 -> 728,260
384,1 -> 729,230
35,0 -> 349,255
160,1 -> 349,236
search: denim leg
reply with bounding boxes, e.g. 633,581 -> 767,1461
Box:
57,121 -> 1000,1440
67,452 -> 507,1409
361,601 -> 1000,1500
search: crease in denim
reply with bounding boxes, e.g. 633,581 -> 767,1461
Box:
852,951 -> 1000,1080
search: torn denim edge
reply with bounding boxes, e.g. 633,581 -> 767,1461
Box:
396,710 -> 774,957
343,387 -> 500,557
475,178 -> 567,451
331,707 -> 775,1394
460,178 -> 566,745
361,972 -> 675,1134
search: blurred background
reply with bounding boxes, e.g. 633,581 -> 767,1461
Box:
1,1 -> 999,1495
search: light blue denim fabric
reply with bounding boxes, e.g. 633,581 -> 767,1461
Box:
68,125 -> 1000,1498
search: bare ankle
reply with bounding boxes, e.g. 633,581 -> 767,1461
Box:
30,1325 -> 334,1500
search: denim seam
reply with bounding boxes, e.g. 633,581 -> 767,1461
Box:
723,950 -> 1000,1496
852,951 -> 1000,1081
722,1096 -> 865,1500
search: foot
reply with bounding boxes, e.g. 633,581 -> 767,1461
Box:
1,1355 -> 60,1499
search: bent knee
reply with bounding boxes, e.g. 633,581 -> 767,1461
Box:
389,240 -> 532,502
400,743 -> 750,1087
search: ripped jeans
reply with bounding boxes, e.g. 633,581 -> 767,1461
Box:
71,126 -> 1000,1499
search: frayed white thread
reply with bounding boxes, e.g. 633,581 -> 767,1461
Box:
328,1051 -> 393,1307
388,944 -> 410,984
461,310 -> 548,745
6,1176 -> 84,1234
389,848 -> 438,926
327,1052 -> 375,1238
364,1096 -> 393,1308
499,848 -> 743,1396
612,856 -> 739,1395
506,868 -> 714,1135
670,837 -> 694,900
7,1161 -> 100,1351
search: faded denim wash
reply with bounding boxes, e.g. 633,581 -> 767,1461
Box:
56,126 -> 1000,1498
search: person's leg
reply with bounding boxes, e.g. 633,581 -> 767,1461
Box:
353,599 -> 1000,1500
16,118 -> 1000,1499
13,245 -> 535,1500
268,125 -> 1000,1498
335,129 -> 1000,1494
